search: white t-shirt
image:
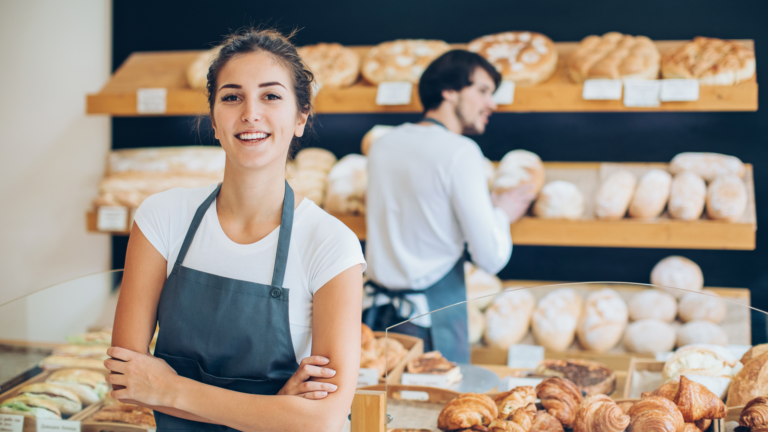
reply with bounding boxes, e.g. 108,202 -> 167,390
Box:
134,184 -> 366,362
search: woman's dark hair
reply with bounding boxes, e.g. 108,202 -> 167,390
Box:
206,28 -> 314,155
418,50 -> 501,112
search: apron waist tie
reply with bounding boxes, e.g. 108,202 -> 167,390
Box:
363,280 -> 424,329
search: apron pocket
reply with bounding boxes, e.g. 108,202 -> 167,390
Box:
156,352 -> 273,393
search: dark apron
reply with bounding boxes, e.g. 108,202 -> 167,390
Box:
153,182 -> 298,431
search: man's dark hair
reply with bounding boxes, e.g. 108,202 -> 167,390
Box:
418,50 -> 502,112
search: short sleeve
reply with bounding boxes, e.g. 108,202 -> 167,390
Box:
133,191 -> 174,260
302,211 -> 366,294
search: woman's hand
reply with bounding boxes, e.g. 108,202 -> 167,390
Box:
277,356 -> 338,400
104,347 -> 179,407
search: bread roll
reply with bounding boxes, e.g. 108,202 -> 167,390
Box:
665,344 -> 743,400
650,256 -> 704,298
468,304 -> 485,345
678,290 -> 726,324
707,174 -> 748,222
492,150 -> 545,194
594,170 -> 636,220
465,262 -> 503,310
669,172 -> 707,220
294,147 -> 337,172
628,169 -> 672,218
533,181 -> 584,220
628,290 -> 678,322
361,125 -> 394,155
576,289 -> 628,352
677,320 -> 728,347
623,319 -> 677,354
532,288 -> 583,351
728,353 -> 768,407
669,152 -> 746,182
483,288 -> 536,349
740,344 -> 768,366
323,154 -> 367,215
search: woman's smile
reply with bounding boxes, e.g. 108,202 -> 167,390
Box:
235,131 -> 272,146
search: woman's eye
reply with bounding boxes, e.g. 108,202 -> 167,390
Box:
265,93 -> 281,101
221,94 -> 239,102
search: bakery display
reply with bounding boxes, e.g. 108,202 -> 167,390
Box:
323,154 -> 367,215
624,319 -> 678,354
465,261 -> 504,310
492,150 -> 546,194
661,37 -> 756,85
628,290 -> 678,323
17,383 -> 82,415
669,152 -> 746,182
567,32 -> 660,82
628,169 -> 672,219
483,288 -> 535,350
287,147 -> 337,206
531,288 -> 583,351
669,172 -> 707,221
297,43 -> 360,88
572,394 -> 630,432
664,344 -> 743,400
361,125 -> 394,155
406,351 -> 462,386
0,395 -> 62,419
46,369 -> 109,405
186,47 -> 220,90
738,396 -> 768,430
533,181 -> 584,220
707,174 -> 748,222
651,256 -> 704,298
594,170 -> 636,220
359,324 -> 407,377
536,359 -> 616,396
728,352 -> 768,407
361,39 -> 450,84
468,31 -> 558,86
92,396 -> 156,427
679,290 -> 726,324
576,288 -> 628,352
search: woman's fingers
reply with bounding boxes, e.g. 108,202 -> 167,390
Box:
104,358 -> 127,373
300,391 -> 328,400
107,347 -> 134,361
299,356 -> 330,367
106,372 -> 127,386
299,381 -> 338,394
295,364 -> 336,381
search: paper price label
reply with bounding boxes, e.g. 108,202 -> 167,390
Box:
504,377 -> 544,391
137,88 -> 167,114
401,373 -> 450,388
97,206 -> 128,232
357,368 -> 380,387
623,79 -> 661,107
507,344 -> 544,369
375,82 -> 413,105
0,415 -> 23,432
582,79 -> 623,100
399,390 -> 430,401
492,81 -> 515,105
659,79 -> 700,102
36,419 -> 80,432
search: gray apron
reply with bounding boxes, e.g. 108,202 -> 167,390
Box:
153,182 -> 298,431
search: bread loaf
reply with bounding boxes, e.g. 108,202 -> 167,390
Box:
492,150 -> 545,194
628,290 -> 677,322
664,344 -> 743,400
323,154 -> 367,215
628,169 -> 672,218
483,288 -> 536,349
678,290 -> 726,324
465,262 -> 503,310
362,39 -> 450,84
360,125 -> 394,155
707,174 -> 748,222
740,344 -> 768,366
677,320 -> 728,347
467,31 -> 558,86
669,152 -> 745,182
186,48 -> 220,90
662,38 -> 756,86
297,43 -> 360,88
669,172 -> 707,220
623,319 -> 677,354
576,289 -> 628,352
728,353 -> 768,407
532,288 -> 583,351
594,170 -> 636,220
650,256 -> 704,298
567,32 -> 660,82
533,181 -> 584,220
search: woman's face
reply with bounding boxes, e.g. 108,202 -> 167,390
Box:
212,51 -> 307,170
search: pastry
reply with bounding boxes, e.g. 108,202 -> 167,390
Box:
678,290 -> 726,324
492,150 -> 546,194
740,344 -> 768,366
533,181 -> 584,220
739,396 -> 768,429
483,288 -> 535,350
46,369 -> 109,405
536,359 -> 616,396
297,43 -> 360,88
360,331 -> 407,377
628,169 -> 672,219
66,330 -> 112,346
695,419 -> 712,431
651,256 -> 704,298
669,172 -> 707,221
626,396 -> 685,432
406,351 -> 462,386
677,320 -> 728,347
494,386 -> 536,420
437,393 -> 498,431
323,154 -> 367,215
628,290 -> 678,322
594,170 -> 636,220
682,423 -> 701,432
664,344 -> 743,400
536,377 -> 583,428
186,48 -> 220,90
468,304 -> 485,345
576,288 -> 628,352
42,356 -> 109,371
94,397 -> 156,427
661,37 -> 756,85
0,395 -> 61,419
17,383 -> 82,415
652,376 -> 727,422
488,407 -> 535,432
465,261 -> 504,310
567,32 -> 661,82
707,174 -> 748,222
531,288 -> 583,351
624,319 -> 677,354
618,401 -> 636,414
361,125 -> 394,155
572,394 -> 630,432
362,39 -> 450,84
468,32 -> 558,86
728,353 -> 768,407
531,410 -> 564,432
669,153 -> 746,182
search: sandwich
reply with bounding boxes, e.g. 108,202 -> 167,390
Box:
405,351 -> 463,386
17,383 -> 83,415
94,398 -> 156,427
43,345 -> 110,370
0,395 -> 62,419
53,345 -> 110,358
66,331 -> 112,346
46,369 -> 109,405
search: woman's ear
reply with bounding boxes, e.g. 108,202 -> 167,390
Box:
294,110 -> 309,138
210,116 -> 219,140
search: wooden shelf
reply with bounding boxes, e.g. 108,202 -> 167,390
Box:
87,40 -> 757,116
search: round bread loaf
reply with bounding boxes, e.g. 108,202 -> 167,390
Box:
623,319 -> 677,354
728,353 -> 768,407
594,170 -> 636,220
678,290 -> 726,324
483,288 -> 536,349
186,48 -> 220,90
361,125 -> 394,155
650,256 -> 704,298
662,37 -> 756,86
567,32 -> 660,83
362,39 -> 450,84
677,320 -> 728,347
465,262 -> 503,310
628,169 -> 672,219
628,290 -> 678,322
533,181 -> 584,220
669,152 -> 746,182
576,289 -> 628,352
467,31 -> 558,86
323,154 -> 367,216
492,150 -> 545,194
668,172 -> 707,221
707,174 -> 748,222
295,147 -> 337,172
297,43 -> 360,88
532,288 -> 583,352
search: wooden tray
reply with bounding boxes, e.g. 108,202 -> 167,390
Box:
375,332 -> 424,385
79,400 -> 155,432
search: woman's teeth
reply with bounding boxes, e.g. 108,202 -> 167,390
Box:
238,132 -> 269,140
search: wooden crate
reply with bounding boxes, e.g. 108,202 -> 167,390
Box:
79,400 -> 155,432
374,332 -> 424,385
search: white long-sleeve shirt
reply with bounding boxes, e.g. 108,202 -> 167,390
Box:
365,123 -> 512,326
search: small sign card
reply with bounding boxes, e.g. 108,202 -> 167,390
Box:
375,82 -> 413,105
357,368 -> 380,387
137,88 -> 167,114
504,377 -> 545,391
97,206 -> 128,232
623,79 -> 661,107
659,79 -> 700,102
492,81 -> 515,105
399,390 -> 430,401
401,373 -> 450,389
507,344 -> 545,369
36,419 -> 80,432
582,79 -> 623,100
0,415 -> 23,432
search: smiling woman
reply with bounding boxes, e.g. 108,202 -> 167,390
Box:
106,28 -> 365,432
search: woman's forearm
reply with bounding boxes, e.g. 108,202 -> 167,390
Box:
150,405 -> 215,424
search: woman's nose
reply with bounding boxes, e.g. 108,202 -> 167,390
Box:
241,100 -> 263,123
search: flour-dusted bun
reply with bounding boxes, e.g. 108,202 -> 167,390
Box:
361,125 -> 394,155
362,39 -> 450,84
669,152 -> 746,182
594,170 -> 636,220
661,37 -> 756,86
628,169 -> 672,219
669,172 -> 707,221
294,147 -> 337,172
187,47 -> 221,90
567,32 -> 661,83
323,154 -> 367,216
468,31 -> 558,86
576,289 -> 628,352
532,288 -> 583,352
678,290 -> 726,324
465,262 -> 503,310
623,319 -> 677,354
677,320 -> 728,347
651,256 -> 704,298
707,174 -> 748,222
664,344 -> 743,400
297,43 -> 360,88
492,150 -> 546,194
468,304 -> 486,345
628,290 -> 678,322
533,181 -> 584,220
483,288 -> 536,350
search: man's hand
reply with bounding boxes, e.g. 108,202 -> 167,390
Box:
491,184 -> 537,224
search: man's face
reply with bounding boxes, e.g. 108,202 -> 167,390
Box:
455,67 -> 497,135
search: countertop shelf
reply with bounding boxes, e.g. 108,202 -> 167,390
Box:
87,40 -> 757,116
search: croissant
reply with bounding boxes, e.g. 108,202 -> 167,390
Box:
682,424 -> 700,432
695,419 -> 711,431
617,401 -> 635,414
437,393 -> 498,431
740,396 -> 768,429
572,394 -> 630,432
626,396 -> 685,432
494,387 -> 536,420
536,377 -> 583,428
652,376 -> 726,422
488,406 -> 535,432
531,411 -> 564,432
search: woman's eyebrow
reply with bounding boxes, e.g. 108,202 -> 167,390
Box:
259,81 -> 286,89
219,83 -> 241,90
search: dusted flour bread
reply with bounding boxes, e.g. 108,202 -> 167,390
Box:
288,148 -> 337,206
483,288 -> 536,349
323,154 -> 367,215
669,152 -> 746,182
297,43 -> 360,88
567,32 -> 660,82
651,256 -> 704,298
623,319 -> 677,354
533,181 -> 584,220
628,290 -> 678,322
532,288 -> 583,351
663,344 -> 743,400
468,304 -> 485,345
362,39 -> 450,84
492,149 -> 546,194
361,125 -> 394,155
465,262 -> 503,310
594,170 -> 636,220
728,353 -> 768,407
678,290 -> 726,324
661,37 -> 756,85
707,174 -> 748,222
468,31 -> 558,86
187,47 -> 221,90
677,320 -> 728,347
669,172 -> 707,221
628,169 -> 672,219
576,289 -> 628,352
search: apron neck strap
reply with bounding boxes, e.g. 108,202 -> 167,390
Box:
422,117 -> 446,129
175,183 -> 222,266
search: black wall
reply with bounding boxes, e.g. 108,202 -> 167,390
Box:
112,0 -> 768,340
